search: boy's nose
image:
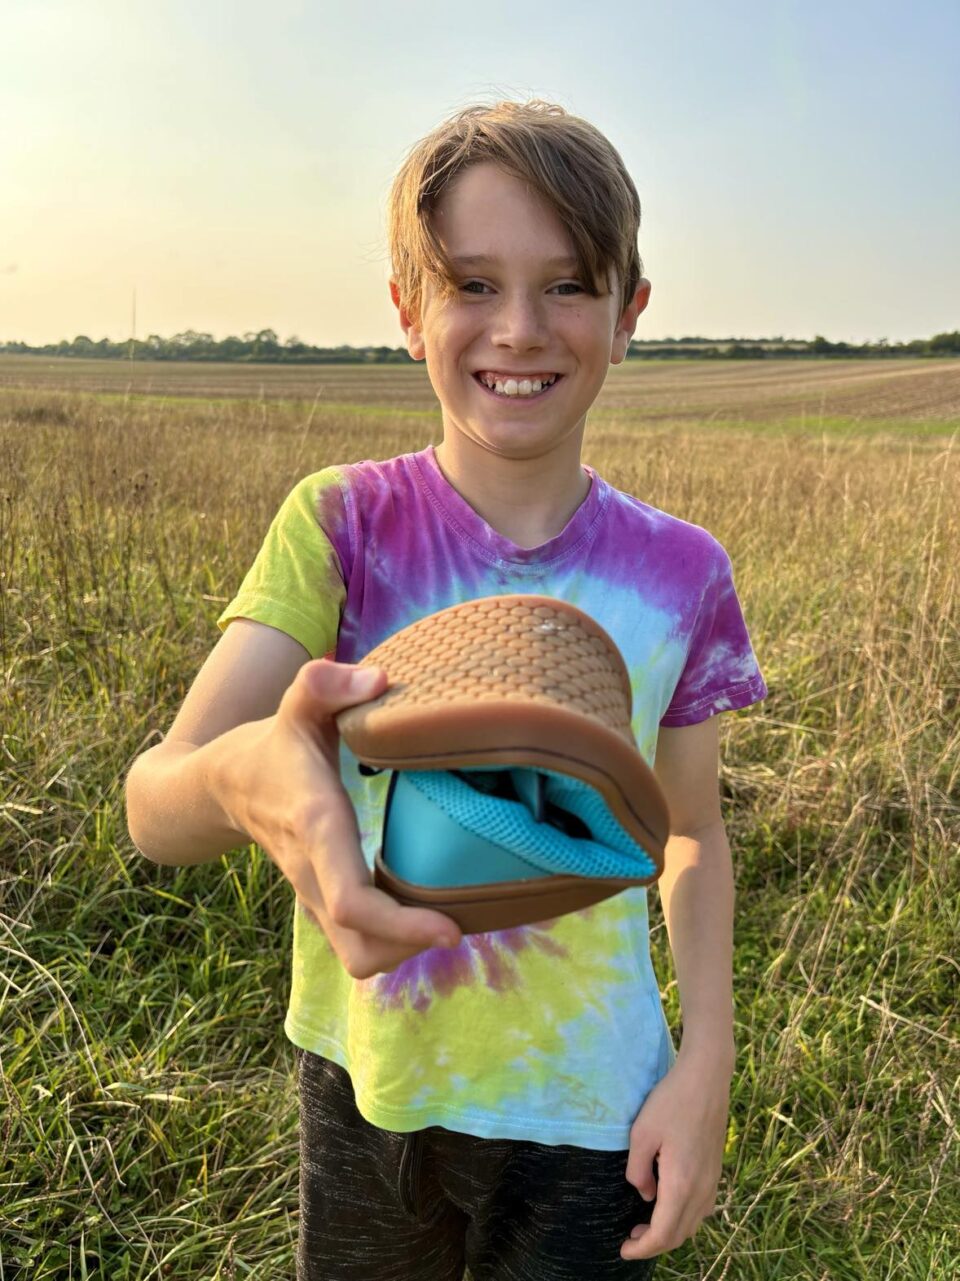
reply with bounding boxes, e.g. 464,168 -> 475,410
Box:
490,292 -> 547,350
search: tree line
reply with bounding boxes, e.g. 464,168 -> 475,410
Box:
2,327 -> 958,363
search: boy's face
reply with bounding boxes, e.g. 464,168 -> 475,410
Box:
392,162 -> 650,464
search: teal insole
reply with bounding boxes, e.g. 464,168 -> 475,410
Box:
382,767 -> 656,888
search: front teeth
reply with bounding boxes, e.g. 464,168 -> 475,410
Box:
480,374 -> 556,397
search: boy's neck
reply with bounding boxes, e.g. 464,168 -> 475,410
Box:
433,433 -> 591,550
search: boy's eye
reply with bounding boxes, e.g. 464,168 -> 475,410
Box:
459,280 -> 583,296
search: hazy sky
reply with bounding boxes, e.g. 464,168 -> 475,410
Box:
3,0 -> 958,347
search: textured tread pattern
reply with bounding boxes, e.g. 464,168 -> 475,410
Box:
355,596 -> 634,741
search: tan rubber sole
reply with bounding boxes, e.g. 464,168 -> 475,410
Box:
337,595 -> 670,932
372,851 -> 643,934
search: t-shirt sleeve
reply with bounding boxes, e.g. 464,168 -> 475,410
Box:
660,542 -> 767,727
216,469 -> 348,660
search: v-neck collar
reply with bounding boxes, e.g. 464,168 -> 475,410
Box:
411,444 -> 608,568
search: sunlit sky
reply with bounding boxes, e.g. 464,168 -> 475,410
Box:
3,0 -> 958,347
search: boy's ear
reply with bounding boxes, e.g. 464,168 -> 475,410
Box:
390,280 -> 425,361
610,277 -> 652,365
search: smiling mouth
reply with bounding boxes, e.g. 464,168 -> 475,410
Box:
474,372 -> 562,399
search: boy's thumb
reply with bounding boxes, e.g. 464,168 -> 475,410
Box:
292,659 -> 385,718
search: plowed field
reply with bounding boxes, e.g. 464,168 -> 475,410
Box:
1,354 -> 958,427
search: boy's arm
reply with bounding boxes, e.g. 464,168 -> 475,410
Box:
125,619 -> 311,865
125,618 -> 462,976
653,716 -> 736,1071
620,714 -> 736,1261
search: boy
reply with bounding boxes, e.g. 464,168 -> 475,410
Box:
126,100 -> 766,1279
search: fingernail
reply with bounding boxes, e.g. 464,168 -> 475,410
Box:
349,666 -> 380,693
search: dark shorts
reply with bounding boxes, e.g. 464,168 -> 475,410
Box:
297,1048 -> 658,1281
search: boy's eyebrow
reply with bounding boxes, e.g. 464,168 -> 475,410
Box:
450,253 -> 579,270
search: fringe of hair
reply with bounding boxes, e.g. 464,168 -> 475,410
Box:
388,100 -> 643,320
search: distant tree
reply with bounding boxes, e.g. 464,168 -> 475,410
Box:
220,335 -> 245,359
929,330 -> 960,354
2,329 -> 956,364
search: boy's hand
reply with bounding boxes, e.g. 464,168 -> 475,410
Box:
221,658 -> 462,979
619,1044 -> 729,1261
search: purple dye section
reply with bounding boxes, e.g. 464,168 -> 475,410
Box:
332,452 -> 476,661
367,920 -> 573,1015
656,537 -> 767,724
600,491 -> 719,620
311,472 -> 352,590
329,447 -> 601,661
413,448 -> 609,568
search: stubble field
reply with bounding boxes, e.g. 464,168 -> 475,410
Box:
1,356 -> 958,1279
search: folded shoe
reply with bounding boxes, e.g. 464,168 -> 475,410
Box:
336,595 -> 669,934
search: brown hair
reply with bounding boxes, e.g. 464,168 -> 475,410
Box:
388,99 -> 643,320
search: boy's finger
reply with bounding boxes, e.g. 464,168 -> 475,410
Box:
306,792 -> 461,949
620,1183 -> 681,1260
330,875 -> 461,949
625,1142 -> 659,1201
298,869 -> 460,973
361,883 -> 462,949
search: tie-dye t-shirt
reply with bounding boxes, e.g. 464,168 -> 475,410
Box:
217,444 -> 766,1150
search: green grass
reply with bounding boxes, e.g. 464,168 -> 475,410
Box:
1,377 -> 958,1278
590,407 -> 960,439
0,384 -> 443,420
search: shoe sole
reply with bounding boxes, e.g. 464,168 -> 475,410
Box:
337,595 -> 669,933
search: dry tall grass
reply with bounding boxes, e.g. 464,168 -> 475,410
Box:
1,371 -> 958,1278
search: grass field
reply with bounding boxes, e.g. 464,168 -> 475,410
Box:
2,353 -> 959,430
1,356 -> 958,1279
